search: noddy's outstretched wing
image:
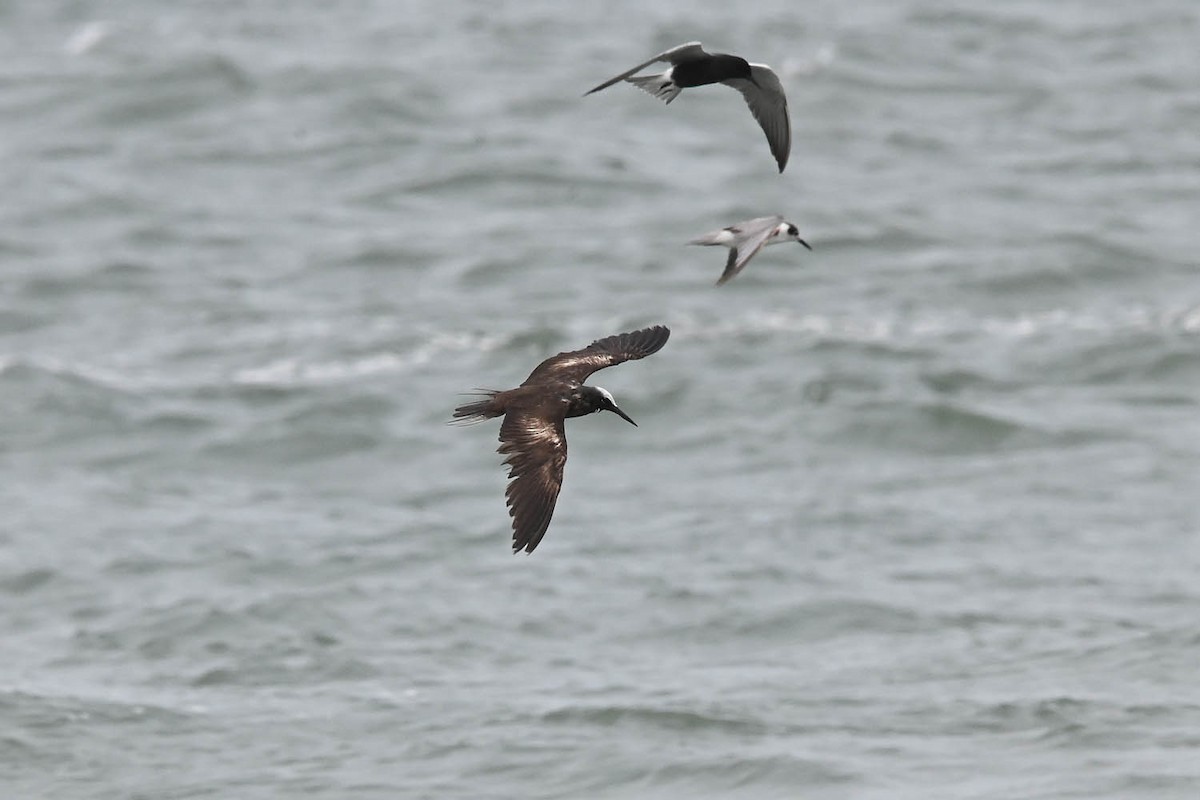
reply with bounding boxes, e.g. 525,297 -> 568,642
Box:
498,409 -> 568,554
722,64 -> 791,172
521,326 -> 671,387
714,216 -> 784,286
584,42 -> 708,95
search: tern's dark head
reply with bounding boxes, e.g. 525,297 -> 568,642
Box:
725,55 -> 757,85
578,385 -> 637,426
784,223 -> 813,251
678,53 -> 759,89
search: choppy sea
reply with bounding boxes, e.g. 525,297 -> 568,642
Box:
2,1 -> 1199,798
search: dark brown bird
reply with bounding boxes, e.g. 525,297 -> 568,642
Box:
452,326 -> 670,554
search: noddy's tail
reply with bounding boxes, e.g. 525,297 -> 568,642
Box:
451,391 -> 503,424
627,73 -> 683,105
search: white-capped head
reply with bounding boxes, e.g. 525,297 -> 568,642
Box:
591,385 -> 636,426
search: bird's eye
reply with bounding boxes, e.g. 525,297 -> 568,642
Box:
787,226 -> 798,236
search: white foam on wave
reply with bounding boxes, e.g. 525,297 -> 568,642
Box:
232,331 -> 505,388
675,302 -> 1200,346
0,353 -> 152,393
63,21 -> 111,56
4,304 -> 1195,395
0,331 -> 504,393
234,353 -> 409,386
781,42 -> 839,78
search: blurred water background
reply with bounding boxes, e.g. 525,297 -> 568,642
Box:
2,1 -> 1199,797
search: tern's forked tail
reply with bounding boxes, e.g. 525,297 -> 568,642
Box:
627,74 -> 683,105
687,231 -> 726,246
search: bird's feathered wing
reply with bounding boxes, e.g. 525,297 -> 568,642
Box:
722,64 -> 791,172
498,409 -> 568,554
520,326 -> 671,387
583,42 -> 708,95
715,216 -> 784,286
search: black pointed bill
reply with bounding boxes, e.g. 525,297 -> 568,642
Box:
607,404 -> 637,427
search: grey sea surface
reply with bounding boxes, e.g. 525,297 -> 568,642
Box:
3,1 -> 1200,798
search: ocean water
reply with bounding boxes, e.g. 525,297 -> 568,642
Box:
2,1 -> 1199,797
